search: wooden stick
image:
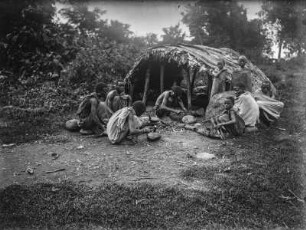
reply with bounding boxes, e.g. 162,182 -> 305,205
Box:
132,177 -> 157,181
185,67 -> 192,110
190,68 -> 197,92
160,64 -> 164,93
288,189 -> 305,203
142,66 -> 151,105
45,168 -> 66,174
129,81 -> 134,101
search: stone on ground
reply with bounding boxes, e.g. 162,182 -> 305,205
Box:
195,152 -> 216,160
182,115 -> 197,124
65,119 -> 80,131
147,132 -> 161,142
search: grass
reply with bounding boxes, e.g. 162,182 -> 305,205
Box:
0,181 -> 283,230
180,131 -> 304,228
0,130 -> 303,229
0,112 -> 72,144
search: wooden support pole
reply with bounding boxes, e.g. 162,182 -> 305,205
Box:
142,66 -> 151,105
190,68 -> 197,95
185,68 -> 192,110
160,64 -> 164,93
129,84 -> 134,101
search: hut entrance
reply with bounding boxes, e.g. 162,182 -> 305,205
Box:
129,59 -> 211,110
131,60 -> 184,106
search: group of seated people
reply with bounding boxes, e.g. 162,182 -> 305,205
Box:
66,55 -> 284,143
66,81 -> 155,144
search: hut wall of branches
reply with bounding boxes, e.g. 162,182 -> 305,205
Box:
124,44 -> 273,109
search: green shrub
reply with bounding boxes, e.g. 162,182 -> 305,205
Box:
64,37 -> 142,91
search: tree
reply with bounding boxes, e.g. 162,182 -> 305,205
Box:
59,3 -> 107,36
161,23 -> 186,45
144,33 -> 159,47
259,1 -> 306,59
103,20 -> 133,43
181,1 -> 267,60
0,0 -> 69,88
58,3 -> 144,88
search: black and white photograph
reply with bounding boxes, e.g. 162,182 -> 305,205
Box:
0,0 -> 305,229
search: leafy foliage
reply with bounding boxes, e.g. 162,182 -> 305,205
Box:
259,1 -> 306,58
182,1 -> 268,60
161,23 -> 186,45
0,1 -> 146,111
64,37 -> 143,90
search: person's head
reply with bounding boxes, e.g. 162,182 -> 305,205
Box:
95,82 -> 108,99
132,101 -> 146,116
171,86 -> 183,98
217,59 -> 225,70
233,83 -> 246,97
224,97 -> 234,110
238,55 -> 247,68
261,81 -> 271,95
116,81 -> 125,93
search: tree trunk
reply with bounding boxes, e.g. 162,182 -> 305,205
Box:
190,68 -> 197,94
160,64 -> 164,93
185,68 -> 192,110
278,39 -> 283,61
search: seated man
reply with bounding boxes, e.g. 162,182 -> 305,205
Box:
233,83 -> 259,132
65,82 -> 112,135
153,86 -> 187,120
254,81 -> 284,126
255,80 -> 275,98
107,101 -> 153,144
106,81 -> 132,113
186,97 -> 245,139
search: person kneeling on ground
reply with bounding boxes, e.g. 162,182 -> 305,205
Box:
233,83 -> 259,132
107,101 -> 153,144
106,81 -> 132,113
153,86 -> 187,120
186,97 -> 245,139
66,82 -> 112,136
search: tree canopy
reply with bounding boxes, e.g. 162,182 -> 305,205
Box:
161,23 -> 186,45
181,1 -> 268,60
259,0 -> 306,59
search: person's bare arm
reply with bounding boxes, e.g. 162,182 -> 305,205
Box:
125,95 -> 132,106
128,113 -> 151,135
105,103 -> 113,115
160,92 -> 180,114
105,91 -> 116,113
89,98 -> 105,128
177,97 -> 187,112
154,92 -> 164,109
215,110 -> 236,128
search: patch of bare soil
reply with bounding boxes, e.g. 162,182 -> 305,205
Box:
0,126 -> 230,191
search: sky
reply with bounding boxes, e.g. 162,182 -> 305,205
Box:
88,1 -> 263,39
56,1 -> 281,57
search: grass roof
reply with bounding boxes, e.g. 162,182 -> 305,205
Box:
125,44 -> 272,92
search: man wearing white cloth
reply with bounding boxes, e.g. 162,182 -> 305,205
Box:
233,83 -> 259,132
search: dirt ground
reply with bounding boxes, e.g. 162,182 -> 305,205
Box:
0,123 -> 231,191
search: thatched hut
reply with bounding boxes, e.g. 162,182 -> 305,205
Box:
124,44 -> 273,109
